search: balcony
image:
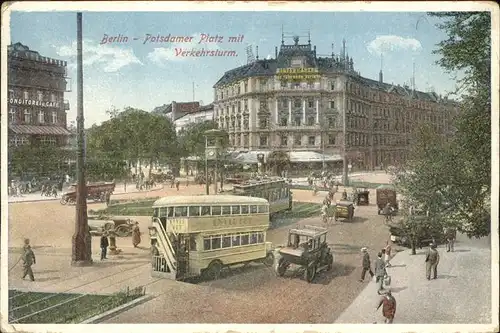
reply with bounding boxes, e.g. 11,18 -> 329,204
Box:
274,85 -> 323,92
63,100 -> 70,110
275,124 -> 321,131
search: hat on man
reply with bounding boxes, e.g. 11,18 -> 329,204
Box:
361,247 -> 367,252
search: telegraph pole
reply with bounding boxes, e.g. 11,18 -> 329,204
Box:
71,12 -> 92,266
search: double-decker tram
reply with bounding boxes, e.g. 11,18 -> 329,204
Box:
229,177 -> 292,220
149,195 -> 274,281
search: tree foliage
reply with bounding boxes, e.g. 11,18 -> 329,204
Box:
394,12 -> 492,238
9,145 -> 75,177
86,107 -> 178,180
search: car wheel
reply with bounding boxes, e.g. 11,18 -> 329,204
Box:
203,261 -> 223,281
276,258 -> 288,277
304,263 -> 317,283
115,225 -> 129,237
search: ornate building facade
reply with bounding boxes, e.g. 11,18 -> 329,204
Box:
213,36 -> 459,170
7,42 -> 72,147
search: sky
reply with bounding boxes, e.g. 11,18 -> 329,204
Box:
8,6 -> 465,128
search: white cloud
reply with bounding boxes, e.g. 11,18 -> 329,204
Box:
54,39 -> 143,73
147,33 -> 222,66
366,35 -> 422,56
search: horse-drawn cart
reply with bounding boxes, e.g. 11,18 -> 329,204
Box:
60,182 -> 115,205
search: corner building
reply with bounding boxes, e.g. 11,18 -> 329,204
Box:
213,37 -> 459,170
7,42 -> 72,147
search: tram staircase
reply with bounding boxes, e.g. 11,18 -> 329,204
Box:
152,218 -> 177,279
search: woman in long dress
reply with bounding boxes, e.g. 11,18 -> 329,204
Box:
132,222 -> 141,247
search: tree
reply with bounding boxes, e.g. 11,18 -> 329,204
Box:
395,12 -> 492,239
9,144 -> 75,177
267,150 -> 290,176
86,107 -> 178,180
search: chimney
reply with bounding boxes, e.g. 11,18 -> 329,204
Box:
379,70 -> 383,83
275,46 -> 278,58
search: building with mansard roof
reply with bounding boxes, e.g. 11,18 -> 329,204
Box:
213,35 -> 459,170
7,42 -> 72,148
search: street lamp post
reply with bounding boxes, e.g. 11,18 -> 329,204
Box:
342,79 -> 349,186
71,12 -> 92,266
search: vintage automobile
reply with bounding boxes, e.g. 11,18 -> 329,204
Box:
88,215 -> 136,237
356,189 -> 370,206
60,182 -> 115,205
376,185 -> 399,214
335,200 -> 355,221
275,225 -> 334,283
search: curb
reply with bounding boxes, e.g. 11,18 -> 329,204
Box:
79,294 -> 155,324
7,185 -> 164,204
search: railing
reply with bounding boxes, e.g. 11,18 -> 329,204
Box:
152,255 -> 169,273
152,218 -> 177,273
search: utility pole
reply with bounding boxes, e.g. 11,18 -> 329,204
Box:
192,82 -> 195,101
205,136 -> 209,195
72,12 -> 92,266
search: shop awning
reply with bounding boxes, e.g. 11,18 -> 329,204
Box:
9,124 -> 72,136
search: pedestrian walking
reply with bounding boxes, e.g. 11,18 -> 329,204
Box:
445,227 -> 457,252
425,242 -> 440,280
382,203 -> 393,224
341,189 -> 348,200
105,192 -> 111,206
359,247 -> 374,282
384,240 -> 392,267
175,179 -> 180,191
374,252 -> 387,294
100,232 -> 109,260
21,243 -> 36,281
376,289 -> 396,323
132,222 -> 141,248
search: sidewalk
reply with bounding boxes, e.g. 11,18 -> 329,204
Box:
335,234 -> 493,324
7,183 -> 163,203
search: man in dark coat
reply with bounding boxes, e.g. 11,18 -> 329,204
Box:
425,242 -> 440,280
100,232 -> 109,260
374,251 -> 387,294
359,247 -> 374,282
21,244 -> 36,281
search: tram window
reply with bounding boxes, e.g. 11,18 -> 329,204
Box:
250,233 -> 258,244
174,206 -> 188,217
250,205 -> 258,214
232,235 -> 240,246
231,205 -> 241,215
188,206 -> 200,217
257,232 -> 264,243
167,207 -> 174,217
203,238 -> 211,251
241,234 -> 249,246
222,235 -> 232,248
153,208 -> 159,217
211,235 -> 221,249
200,206 -> 210,216
222,206 -> 231,215
211,206 -> 222,216
241,205 -> 249,214
258,205 -> 269,213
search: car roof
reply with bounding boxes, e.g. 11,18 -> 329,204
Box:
289,225 -> 328,238
152,195 -> 269,207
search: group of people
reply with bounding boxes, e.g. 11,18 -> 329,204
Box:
98,222 -> 142,261
359,241 -> 396,323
